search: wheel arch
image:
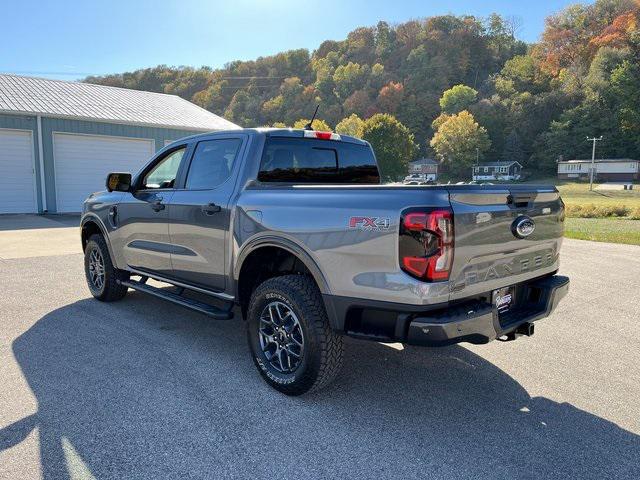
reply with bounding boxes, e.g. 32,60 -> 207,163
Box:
80,214 -> 117,265
235,236 -> 332,319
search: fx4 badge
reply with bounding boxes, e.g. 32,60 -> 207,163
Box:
349,216 -> 391,231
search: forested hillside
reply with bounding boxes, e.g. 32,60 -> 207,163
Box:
86,0 -> 640,177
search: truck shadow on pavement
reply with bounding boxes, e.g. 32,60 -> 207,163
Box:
3,293 -> 639,479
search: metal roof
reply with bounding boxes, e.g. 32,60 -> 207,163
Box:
559,158 -> 638,163
474,161 -> 522,167
410,158 -> 438,165
0,74 -> 239,131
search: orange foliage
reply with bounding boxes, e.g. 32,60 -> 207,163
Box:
536,3 -> 639,76
377,81 -> 404,113
590,11 -> 638,49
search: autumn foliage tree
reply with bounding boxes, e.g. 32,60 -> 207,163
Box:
85,1 -> 640,177
430,111 -> 491,177
335,114 -> 365,137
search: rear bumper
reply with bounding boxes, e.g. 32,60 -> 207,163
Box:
407,275 -> 569,346
323,275 -> 569,347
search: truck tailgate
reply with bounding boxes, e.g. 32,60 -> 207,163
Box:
447,185 -> 564,300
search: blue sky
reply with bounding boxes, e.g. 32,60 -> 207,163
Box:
2,0 -> 588,80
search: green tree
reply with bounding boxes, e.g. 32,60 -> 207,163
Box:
439,84 -> 478,114
430,111 -> 491,177
332,62 -> 369,100
501,129 -> 526,164
611,60 -> 640,143
495,55 -> 553,97
335,114 -> 365,137
361,114 -> 417,182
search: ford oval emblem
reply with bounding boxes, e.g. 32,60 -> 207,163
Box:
512,216 -> 535,238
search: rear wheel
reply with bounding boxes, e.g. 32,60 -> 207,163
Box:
84,234 -> 129,302
247,275 -> 344,395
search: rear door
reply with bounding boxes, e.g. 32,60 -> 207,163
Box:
447,185 -> 564,300
167,135 -> 246,291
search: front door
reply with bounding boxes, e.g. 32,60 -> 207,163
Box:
113,145 -> 188,277
168,136 -> 245,291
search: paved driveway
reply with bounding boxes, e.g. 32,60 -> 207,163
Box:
0,218 -> 638,479
0,215 -> 81,260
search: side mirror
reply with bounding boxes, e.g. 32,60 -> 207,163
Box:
106,172 -> 132,192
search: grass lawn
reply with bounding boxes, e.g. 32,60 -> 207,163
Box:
564,217 -> 640,245
528,177 -> 640,209
524,178 -> 640,245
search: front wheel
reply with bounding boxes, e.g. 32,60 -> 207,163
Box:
84,234 -> 129,302
247,275 -> 344,396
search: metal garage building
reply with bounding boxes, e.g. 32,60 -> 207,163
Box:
0,74 -> 238,213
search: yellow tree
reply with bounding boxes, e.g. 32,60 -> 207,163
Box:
335,114 -> 365,137
292,118 -> 332,131
430,111 -> 490,178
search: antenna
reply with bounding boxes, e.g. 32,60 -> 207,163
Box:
304,104 -> 320,130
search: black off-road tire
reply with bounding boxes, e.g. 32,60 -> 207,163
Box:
84,234 -> 129,302
247,274 -> 344,396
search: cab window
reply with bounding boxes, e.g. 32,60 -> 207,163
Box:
185,139 -> 242,190
142,147 -> 186,189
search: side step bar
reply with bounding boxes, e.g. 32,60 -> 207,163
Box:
121,279 -> 234,320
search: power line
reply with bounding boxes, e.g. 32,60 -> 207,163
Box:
4,70 -> 290,80
3,70 -> 97,77
219,84 -> 282,89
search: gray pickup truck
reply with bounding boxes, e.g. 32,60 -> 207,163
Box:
81,128 -> 569,395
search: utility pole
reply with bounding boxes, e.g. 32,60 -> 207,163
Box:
586,136 -> 603,191
473,147 -> 479,182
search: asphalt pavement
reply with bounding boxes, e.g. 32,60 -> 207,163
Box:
0,218 -> 638,479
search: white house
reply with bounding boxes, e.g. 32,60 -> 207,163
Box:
472,161 -> 522,181
408,158 -> 438,181
557,159 -> 639,182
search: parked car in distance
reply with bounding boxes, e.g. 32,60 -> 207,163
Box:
403,173 -> 433,185
81,128 -> 569,395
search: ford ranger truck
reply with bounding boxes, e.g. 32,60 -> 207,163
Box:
81,128 -> 569,395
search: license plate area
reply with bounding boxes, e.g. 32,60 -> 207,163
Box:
493,286 -> 514,314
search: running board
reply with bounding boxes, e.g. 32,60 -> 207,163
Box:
121,279 -> 234,320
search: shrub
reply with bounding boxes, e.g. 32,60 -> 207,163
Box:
629,207 -> 640,220
565,204 -> 630,218
594,205 -> 630,217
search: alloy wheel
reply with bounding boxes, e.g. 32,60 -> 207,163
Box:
88,247 -> 105,291
258,301 -> 304,373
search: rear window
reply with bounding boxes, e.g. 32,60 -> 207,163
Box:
258,137 -> 380,184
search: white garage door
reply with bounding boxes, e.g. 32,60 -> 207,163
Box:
54,133 -> 154,213
0,129 -> 37,214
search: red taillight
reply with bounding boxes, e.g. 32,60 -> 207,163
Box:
303,130 -> 341,141
403,212 -> 428,231
399,209 -> 454,282
402,256 -> 429,277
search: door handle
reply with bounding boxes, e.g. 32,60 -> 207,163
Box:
151,198 -> 165,212
201,203 -> 221,215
